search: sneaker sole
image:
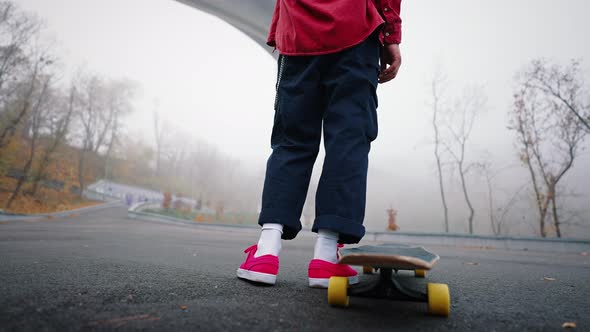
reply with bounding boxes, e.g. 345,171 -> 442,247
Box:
308,275 -> 359,288
237,268 -> 277,285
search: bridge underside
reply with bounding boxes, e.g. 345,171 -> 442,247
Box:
175,0 -> 276,56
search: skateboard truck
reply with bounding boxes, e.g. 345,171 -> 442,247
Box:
348,268 -> 427,303
328,269 -> 450,316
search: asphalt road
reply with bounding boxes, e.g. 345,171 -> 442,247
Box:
1,207 -> 588,331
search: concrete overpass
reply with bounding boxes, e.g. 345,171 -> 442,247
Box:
174,0 -> 275,55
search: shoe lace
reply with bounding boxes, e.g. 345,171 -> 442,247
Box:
244,245 -> 257,254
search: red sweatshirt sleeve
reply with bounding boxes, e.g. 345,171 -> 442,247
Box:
376,0 -> 402,44
266,0 -> 280,47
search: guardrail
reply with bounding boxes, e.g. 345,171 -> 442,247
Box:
83,188 -> 124,202
364,231 -> 590,253
127,202 -> 260,232
127,204 -> 590,253
128,201 -> 161,213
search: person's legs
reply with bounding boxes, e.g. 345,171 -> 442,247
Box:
313,33 -> 380,245
308,33 -> 380,288
238,55 -> 324,285
239,34 -> 380,287
258,55 -> 324,240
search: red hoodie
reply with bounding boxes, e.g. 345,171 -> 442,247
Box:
267,0 -> 402,56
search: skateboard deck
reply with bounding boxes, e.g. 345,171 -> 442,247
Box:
339,244 -> 439,271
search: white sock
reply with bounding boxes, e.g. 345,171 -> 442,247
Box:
314,229 -> 339,263
255,223 -> 283,257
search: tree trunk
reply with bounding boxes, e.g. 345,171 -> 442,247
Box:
104,153 -> 110,180
550,186 -> 562,238
31,146 -> 53,196
155,151 -> 160,177
0,62 -> 39,153
78,148 -> 86,198
153,111 -> 161,177
7,134 -> 37,208
32,100 -> 74,196
523,149 -> 547,237
5,159 -> 32,209
30,161 -> 46,195
104,137 -> 115,180
0,100 -> 30,154
431,80 -> 449,233
485,173 -> 498,235
435,156 -> 449,232
539,192 -> 552,237
458,165 -> 475,234
6,74 -> 48,208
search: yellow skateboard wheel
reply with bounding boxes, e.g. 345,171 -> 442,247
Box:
327,277 -> 349,307
427,283 -> 451,317
363,265 -> 374,274
415,269 -> 426,278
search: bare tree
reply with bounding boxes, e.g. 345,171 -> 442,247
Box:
0,1 -> 40,89
153,106 -> 170,177
524,59 -> 589,131
444,87 -> 486,234
109,125 -> 263,216
102,79 -> 137,179
190,140 -> 218,197
430,70 -> 450,232
112,134 -> 154,186
75,73 -> 98,195
74,72 -> 108,195
30,83 -> 75,195
5,69 -> 51,208
0,1 -> 41,151
72,73 -> 137,195
0,58 -> 38,152
479,162 -> 525,235
168,131 -> 190,177
509,59 -> 589,237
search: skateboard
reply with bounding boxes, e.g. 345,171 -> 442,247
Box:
328,244 -> 451,317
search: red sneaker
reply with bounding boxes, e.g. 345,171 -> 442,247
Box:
308,259 -> 359,288
236,245 -> 279,285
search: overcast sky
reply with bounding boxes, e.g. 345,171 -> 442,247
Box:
16,0 -> 590,236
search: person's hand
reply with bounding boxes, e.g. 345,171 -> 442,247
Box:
379,43 -> 402,84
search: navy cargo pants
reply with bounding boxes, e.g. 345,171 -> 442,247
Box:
258,33 -> 380,244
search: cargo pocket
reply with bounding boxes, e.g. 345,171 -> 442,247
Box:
366,86 -> 379,142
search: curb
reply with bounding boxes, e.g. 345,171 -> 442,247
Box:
0,200 -> 124,222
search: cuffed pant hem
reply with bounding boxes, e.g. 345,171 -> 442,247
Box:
258,208 -> 302,240
312,215 -> 365,244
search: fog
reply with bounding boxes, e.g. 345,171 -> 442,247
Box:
16,0 -> 590,238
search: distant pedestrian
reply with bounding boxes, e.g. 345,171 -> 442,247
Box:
125,193 -> 133,206
238,0 -> 403,287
